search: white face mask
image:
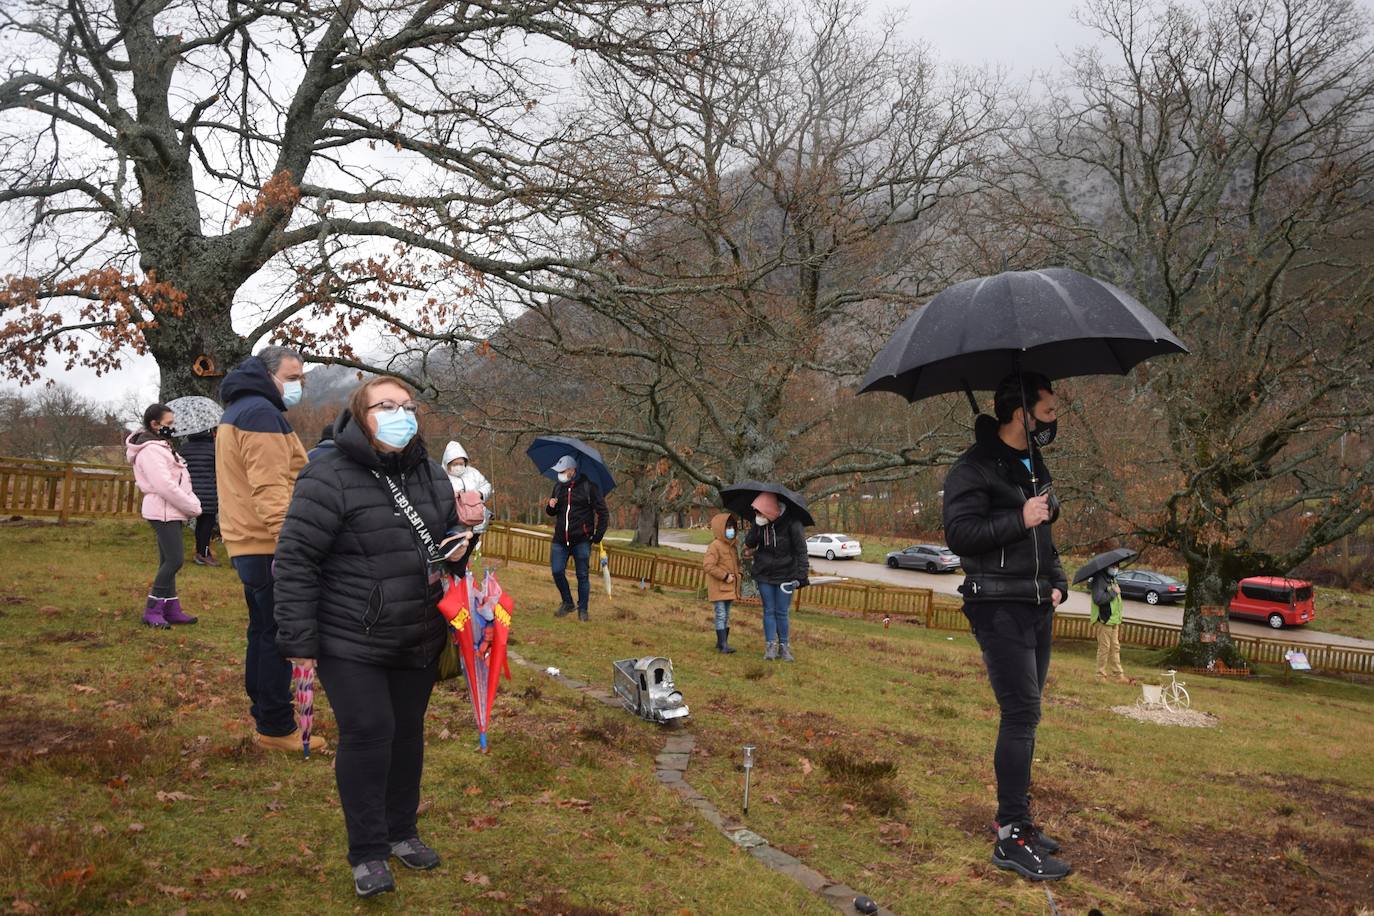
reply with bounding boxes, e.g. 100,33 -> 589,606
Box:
725,527 -> 736,539
559,471 -> 574,483
754,513 -> 769,526
1107,566 -> 1120,577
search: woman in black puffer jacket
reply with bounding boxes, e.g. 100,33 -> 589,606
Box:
274,376 -> 470,898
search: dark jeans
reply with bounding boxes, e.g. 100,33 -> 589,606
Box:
969,602 -> 1054,827
231,555 -> 295,737
551,539 -> 592,611
317,654 -> 439,865
194,513 -> 217,556
148,521 -> 185,598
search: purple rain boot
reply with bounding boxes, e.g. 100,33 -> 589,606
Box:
142,596 -> 170,629
162,597 -> 198,626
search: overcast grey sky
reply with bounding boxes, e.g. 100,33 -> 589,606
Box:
31,0 -> 1098,407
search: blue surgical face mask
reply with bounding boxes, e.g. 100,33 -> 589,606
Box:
281,379 -> 303,408
725,527 -> 736,539
374,408 -> 417,449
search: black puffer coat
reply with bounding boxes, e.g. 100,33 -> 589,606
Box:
179,432 -> 218,514
942,415 -> 1068,607
744,515 -> 809,585
274,408 -> 460,668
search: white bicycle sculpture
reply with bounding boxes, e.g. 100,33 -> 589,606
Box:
1139,669 -> 1190,712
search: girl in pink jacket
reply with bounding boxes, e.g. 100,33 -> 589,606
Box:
126,403 -> 202,628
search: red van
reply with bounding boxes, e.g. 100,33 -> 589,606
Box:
1227,577 -> 1316,629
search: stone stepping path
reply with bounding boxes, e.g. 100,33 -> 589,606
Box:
507,651 -> 895,915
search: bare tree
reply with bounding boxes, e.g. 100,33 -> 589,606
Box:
464,0 -> 1006,508
990,0 -> 1374,664
0,383 -> 123,460
0,0 -> 686,398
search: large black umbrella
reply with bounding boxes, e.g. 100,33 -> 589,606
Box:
1072,547 -> 1138,584
720,481 -> 815,528
859,268 -> 1188,405
526,435 -> 616,495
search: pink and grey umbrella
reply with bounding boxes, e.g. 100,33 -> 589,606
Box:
291,664 -> 315,758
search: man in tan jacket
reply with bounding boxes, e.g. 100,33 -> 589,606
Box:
216,347 -> 321,752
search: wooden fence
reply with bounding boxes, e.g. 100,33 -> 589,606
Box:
2,459 -> 1370,676
484,521 -> 1374,676
0,456 -> 141,521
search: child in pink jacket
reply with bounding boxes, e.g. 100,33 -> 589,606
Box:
126,403 -> 202,628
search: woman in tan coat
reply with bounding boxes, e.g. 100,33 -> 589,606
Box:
703,512 -> 742,654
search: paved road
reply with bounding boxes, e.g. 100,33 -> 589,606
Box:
659,532 -> 1374,650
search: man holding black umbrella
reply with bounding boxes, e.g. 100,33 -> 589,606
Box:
942,372 -> 1072,881
545,455 -> 609,621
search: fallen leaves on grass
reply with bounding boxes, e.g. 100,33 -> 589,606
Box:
155,791 -> 199,804
463,872 -> 491,887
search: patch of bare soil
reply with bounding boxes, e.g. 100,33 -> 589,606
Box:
0,701 -> 152,778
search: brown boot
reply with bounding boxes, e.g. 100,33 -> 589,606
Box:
253,729 -> 327,753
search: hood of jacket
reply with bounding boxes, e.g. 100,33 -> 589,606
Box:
334,407 -> 429,473
125,431 -> 172,461
709,512 -> 737,543
442,440 -> 469,468
220,356 -> 286,410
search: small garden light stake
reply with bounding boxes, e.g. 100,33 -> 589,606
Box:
742,744 -> 756,815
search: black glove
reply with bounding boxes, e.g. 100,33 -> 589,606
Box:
797,577 -> 811,590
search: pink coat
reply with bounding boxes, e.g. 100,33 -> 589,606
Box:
126,434 -> 202,522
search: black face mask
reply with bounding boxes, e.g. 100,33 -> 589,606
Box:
1031,417 -> 1057,449
154,426 -> 174,439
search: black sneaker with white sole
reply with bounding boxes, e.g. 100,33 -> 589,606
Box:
352,860 -> 396,897
991,822 -> 1072,881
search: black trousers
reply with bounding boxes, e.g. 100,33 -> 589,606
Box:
968,602 -> 1054,827
194,513 -> 217,556
231,555 -> 295,737
317,653 -> 439,865
148,520 -> 184,598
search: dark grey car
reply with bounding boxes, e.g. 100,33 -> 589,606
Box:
1116,569 -> 1187,605
886,544 -> 961,573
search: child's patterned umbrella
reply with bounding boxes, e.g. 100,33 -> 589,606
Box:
291,664 -> 315,758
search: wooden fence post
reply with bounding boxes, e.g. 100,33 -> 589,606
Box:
58,464 -> 75,525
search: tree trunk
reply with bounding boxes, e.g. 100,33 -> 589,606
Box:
632,503 -> 660,547
1164,552 -> 1248,669
143,282 -> 251,402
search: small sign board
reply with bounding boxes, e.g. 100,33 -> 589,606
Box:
1200,606 -> 1227,617
1200,632 -> 1217,643
1285,650 -> 1312,671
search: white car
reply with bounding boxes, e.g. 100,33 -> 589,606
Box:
806,533 -> 862,560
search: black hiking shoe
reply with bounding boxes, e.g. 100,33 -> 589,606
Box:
995,819 -> 1061,855
352,860 -> 396,897
577,607 -> 589,622
390,837 -> 440,870
991,823 -> 1071,881
554,601 -> 574,618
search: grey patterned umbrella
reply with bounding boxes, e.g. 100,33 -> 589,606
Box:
166,396 -> 223,437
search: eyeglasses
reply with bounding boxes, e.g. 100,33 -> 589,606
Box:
367,400 -> 420,415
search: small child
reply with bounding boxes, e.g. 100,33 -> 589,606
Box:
703,512 -> 742,654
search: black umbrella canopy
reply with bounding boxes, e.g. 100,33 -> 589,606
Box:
720,480 -> 816,528
859,268 -> 1188,402
1072,547 -> 1139,584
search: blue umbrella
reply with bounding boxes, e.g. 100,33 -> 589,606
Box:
526,435 -> 616,495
